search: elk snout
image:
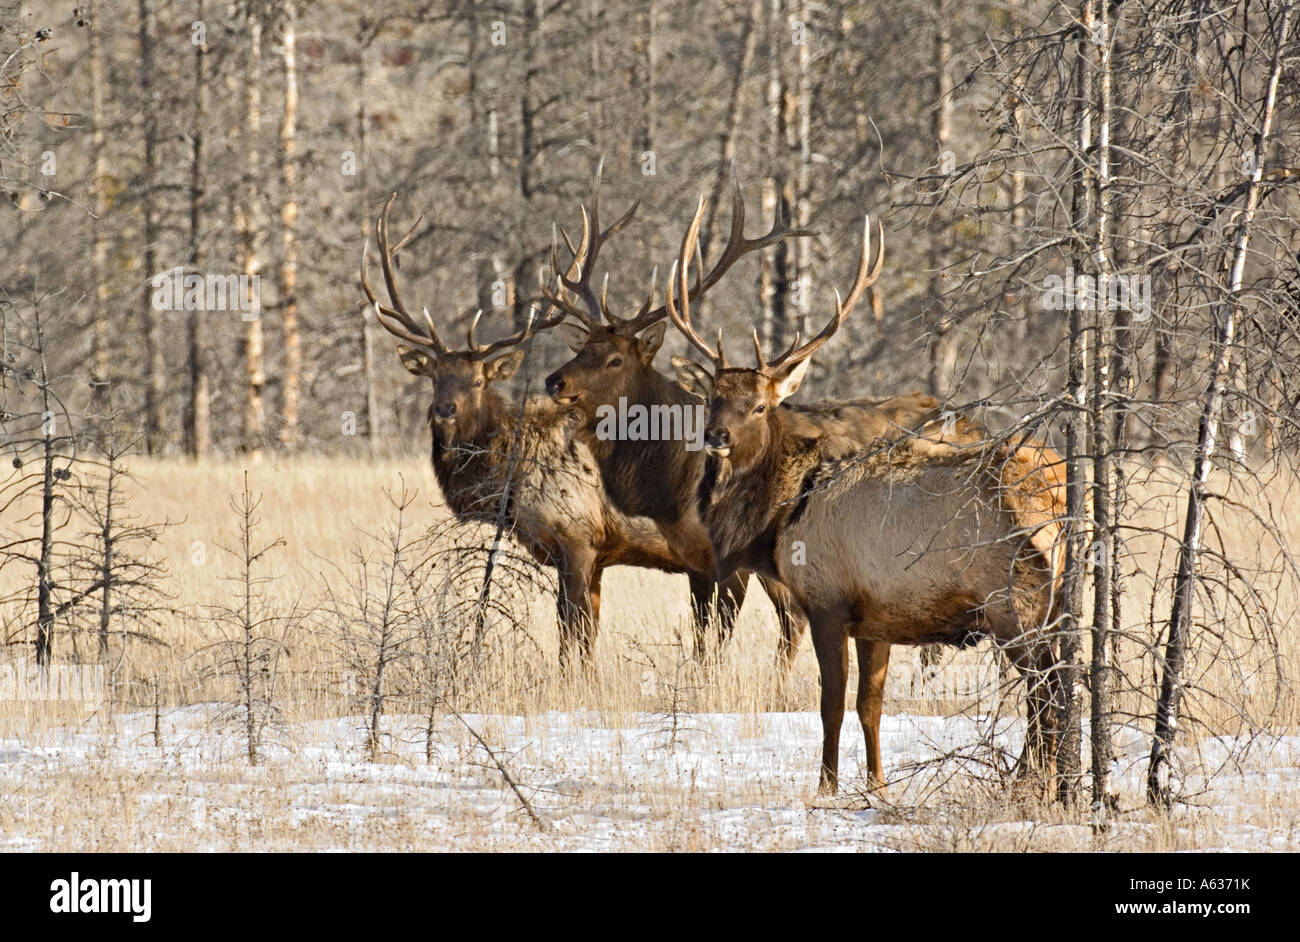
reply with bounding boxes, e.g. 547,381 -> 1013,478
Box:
546,371 -> 579,404
704,427 -> 731,454
434,401 -> 457,420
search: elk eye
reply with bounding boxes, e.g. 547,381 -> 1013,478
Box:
754,404 -> 766,414
608,357 -> 623,369
474,379 -> 483,388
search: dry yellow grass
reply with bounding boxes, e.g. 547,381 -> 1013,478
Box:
3,453 -> 1296,727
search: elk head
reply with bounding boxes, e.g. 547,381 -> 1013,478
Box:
544,172 -> 813,418
361,194 -> 568,445
668,200 -> 884,472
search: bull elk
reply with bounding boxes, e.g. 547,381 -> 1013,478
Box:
540,175 -> 816,662
667,204 -> 1068,794
362,194 -> 692,666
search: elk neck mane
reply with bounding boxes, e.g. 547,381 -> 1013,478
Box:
580,366 -> 708,525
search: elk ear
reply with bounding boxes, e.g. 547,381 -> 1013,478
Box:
770,357 -> 810,404
635,322 -> 667,363
557,322 -> 589,352
484,349 -> 525,383
671,355 -> 714,400
398,345 -> 435,376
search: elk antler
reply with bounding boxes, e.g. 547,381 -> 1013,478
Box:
614,174 -> 815,334
540,159 -> 641,328
363,193 -> 571,359
665,196 -> 731,370
361,194 -> 450,357
757,215 -> 884,372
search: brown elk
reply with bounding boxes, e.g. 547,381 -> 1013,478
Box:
667,204 -> 1068,794
362,194 -> 693,666
540,177 -> 816,662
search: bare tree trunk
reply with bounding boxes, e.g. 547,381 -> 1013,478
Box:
703,0 -> 761,261
1148,4 -> 1292,808
186,0 -> 211,459
98,439 -> 115,665
138,0 -> 165,454
1088,2 -> 1116,823
789,0 -> 812,338
1056,0 -> 1097,805
237,9 -> 266,459
926,0 -> 954,397
759,0 -> 787,350
87,0 -> 111,424
34,315 -> 57,667
587,0 -> 604,155
278,0 -> 301,449
636,0 -> 657,155
358,19 -> 379,454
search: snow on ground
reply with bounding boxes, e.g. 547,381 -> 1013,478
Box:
1,708 -> 1297,851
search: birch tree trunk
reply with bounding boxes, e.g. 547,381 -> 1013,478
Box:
926,0 -> 954,397
358,18 -> 379,454
278,0 -> 301,449
703,0 -> 761,264
139,0 -> 164,454
759,0 -> 787,350
1056,0 -> 1097,805
789,0 -> 812,339
636,0 -> 657,156
1088,3 -> 1115,822
238,9 -> 266,458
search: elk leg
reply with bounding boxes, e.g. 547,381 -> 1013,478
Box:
762,576 -> 808,677
714,571 -> 749,649
556,553 -> 597,670
811,617 -> 849,795
589,566 -> 603,626
687,571 -> 712,661
687,571 -> 744,662
854,639 -> 891,790
1006,638 -> 1058,781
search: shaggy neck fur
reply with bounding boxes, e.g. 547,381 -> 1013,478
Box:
428,391 -> 567,524
579,365 -> 707,524
698,415 -> 822,580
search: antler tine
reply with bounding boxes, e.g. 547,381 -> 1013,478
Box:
374,197 -> 423,335
626,175 -> 817,334
766,215 -> 883,371
631,264 -> 659,319
541,223 -> 595,327
557,205 -> 603,320
370,303 -> 440,357
466,309 -> 485,352
599,272 -> 611,319
361,194 -> 450,355
471,306 -> 542,359
699,174 -> 817,295
664,199 -> 725,368
574,200 -> 643,326
550,160 -> 642,327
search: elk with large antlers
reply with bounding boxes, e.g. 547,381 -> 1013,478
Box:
667,204 -> 1068,794
541,175 -> 819,662
363,194 -> 692,665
